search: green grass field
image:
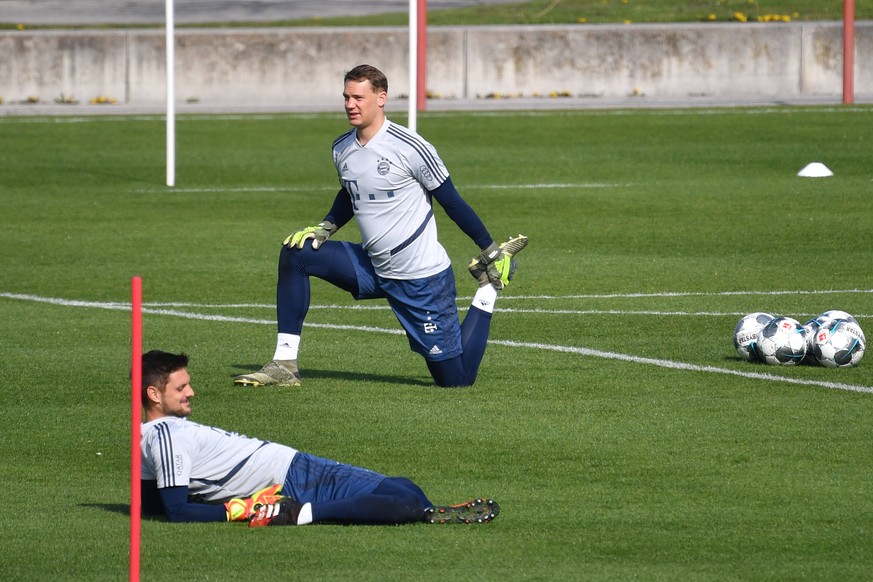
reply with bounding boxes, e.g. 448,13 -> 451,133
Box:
3,0 -> 869,28
279,0 -> 870,27
1,105 -> 872,580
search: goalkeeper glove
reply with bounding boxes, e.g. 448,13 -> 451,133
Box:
224,483 -> 283,522
283,221 -> 337,250
477,242 -> 513,291
471,235 -> 528,290
249,499 -> 302,527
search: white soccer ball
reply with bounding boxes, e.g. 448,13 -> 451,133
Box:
819,309 -> 858,324
756,316 -> 807,366
811,318 -> 866,368
733,312 -> 775,362
802,315 -> 829,365
817,310 -> 865,342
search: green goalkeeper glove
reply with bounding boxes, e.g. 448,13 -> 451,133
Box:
477,242 -> 513,291
225,483 -> 283,522
470,235 -> 529,290
283,221 -> 337,250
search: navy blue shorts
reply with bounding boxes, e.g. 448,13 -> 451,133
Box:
282,452 -> 387,505
340,242 -> 462,361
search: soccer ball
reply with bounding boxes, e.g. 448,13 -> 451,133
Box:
817,310 -> 865,342
802,315 -> 829,365
802,311 -> 866,364
756,316 -> 807,366
819,309 -> 859,324
733,312 -> 775,362
811,318 -> 866,368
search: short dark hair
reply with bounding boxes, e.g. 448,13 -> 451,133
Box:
141,350 -> 189,406
344,64 -> 388,94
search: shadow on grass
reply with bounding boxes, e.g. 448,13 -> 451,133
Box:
80,503 -> 165,521
230,364 -> 435,387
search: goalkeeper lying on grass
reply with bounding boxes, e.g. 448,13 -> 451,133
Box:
140,350 -> 499,526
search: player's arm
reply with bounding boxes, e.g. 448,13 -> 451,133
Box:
155,485 -> 227,523
430,176 -> 494,250
148,483 -> 283,523
324,187 -> 355,228
431,176 -> 524,288
141,479 -> 164,516
284,188 -> 355,250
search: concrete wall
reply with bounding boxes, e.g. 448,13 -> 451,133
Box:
0,22 -> 869,108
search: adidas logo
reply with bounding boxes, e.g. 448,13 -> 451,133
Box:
341,163 -> 349,173
429,345 -> 443,355
478,299 -> 492,308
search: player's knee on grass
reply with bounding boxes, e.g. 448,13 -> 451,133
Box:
372,478 -> 430,522
427,357 -> 473,388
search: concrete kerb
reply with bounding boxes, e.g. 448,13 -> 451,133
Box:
1,94 -> 870,118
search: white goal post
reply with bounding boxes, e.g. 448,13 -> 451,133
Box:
164,0 -> 427,185
163,2 -> 854,185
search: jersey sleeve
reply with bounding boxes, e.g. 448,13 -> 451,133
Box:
409,143 -> 449,191
141,480 -> 227,522
324,188 -> 355,229
430,176 -> 493,249
388,122 -> 449,191
158,486 -> 228,523
141,479 -> 164,516
142,421 -> 192,489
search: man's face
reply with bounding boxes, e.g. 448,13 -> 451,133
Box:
343,79 -> 386,131
151,368 -> 195,418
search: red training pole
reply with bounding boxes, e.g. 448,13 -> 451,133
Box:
130,276 -> 142,582
416,0 -> 427,111
843,0 -> 855,104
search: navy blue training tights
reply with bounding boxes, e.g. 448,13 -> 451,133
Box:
277,243 -> 492,387
310,477 -> 431,524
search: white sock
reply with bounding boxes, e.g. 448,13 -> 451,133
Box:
296,502 -> 313,525
471,285 -> 498,314
272,333 -> 300,361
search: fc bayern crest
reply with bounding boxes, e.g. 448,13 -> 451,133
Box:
377,159 -> 390,175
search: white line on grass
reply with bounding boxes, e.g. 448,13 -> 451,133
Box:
131,182 -> 625,194
0,292 -> 404,336
2,291 -> 871,395
491,339 -> 873,395
138,287 -> 873,308
471,183 -> 628,189
513,289 -> 873,300
154,305 -> 870,319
